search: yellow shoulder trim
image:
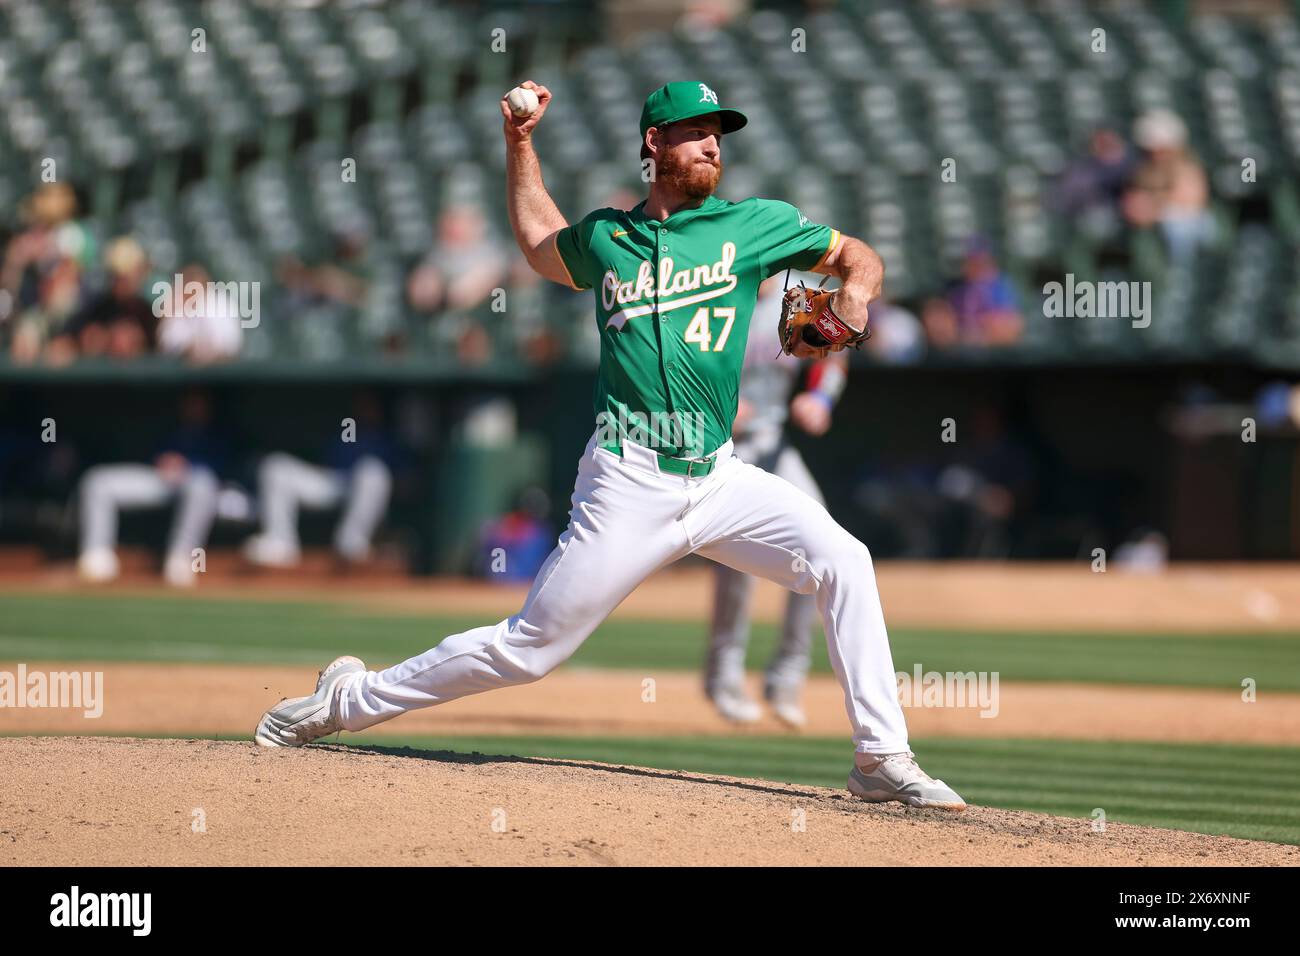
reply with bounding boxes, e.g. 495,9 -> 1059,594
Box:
812,228 -> 842,272
552,230 -> 586,292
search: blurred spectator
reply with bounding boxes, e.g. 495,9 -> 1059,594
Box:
1054,126 -> 1137,245
76,389 -> 227,588
243,391 -> 395,569
46,237 -> 156,366
1,183 -> 92,363
680,0 -> 742,30
864,297 -> 926,365
922,237 -> 1024,348
272,229 -> 378,362
157,262 -> 244,364
277,230 -> 370,311
1254,380 -> 1300,430
407,206 -> 508,312
477,486 -> 553,583
408,205 -> 508,365
1122,109 -> 1214,265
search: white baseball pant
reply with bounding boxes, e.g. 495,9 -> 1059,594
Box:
339,430 -> 909,754
79,463 -> 219,562
708,441 -> 823,694
254,452 -> 392,560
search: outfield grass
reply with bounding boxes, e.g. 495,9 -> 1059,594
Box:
331,733 -> 1300,846
1,592 -> 1297,690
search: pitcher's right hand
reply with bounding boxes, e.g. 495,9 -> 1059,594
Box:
501,81 -> 552,144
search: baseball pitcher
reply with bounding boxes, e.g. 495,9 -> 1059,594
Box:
256,80 -> 965,810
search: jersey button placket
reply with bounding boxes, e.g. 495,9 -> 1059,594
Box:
654,225 -> 677,445
659,227 -> 669,321
660,229 -> 670,322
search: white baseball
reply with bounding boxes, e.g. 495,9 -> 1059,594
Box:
507,86 -> 539,118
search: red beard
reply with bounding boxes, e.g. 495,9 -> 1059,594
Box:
657,149 -> 722,199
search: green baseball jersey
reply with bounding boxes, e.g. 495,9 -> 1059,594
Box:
555,195 -> 841,458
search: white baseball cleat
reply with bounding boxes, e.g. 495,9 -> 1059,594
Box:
243,534 -> 301,569
847,751 -> 967,811
254,655 -> 366,748
163,553 -> 196,588
765,682 -> 807,729
708,682 -> 762,723
334,534 -> 373,565
77,548 -> 120,584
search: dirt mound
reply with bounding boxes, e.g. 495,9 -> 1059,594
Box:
3,737 -> 1295,866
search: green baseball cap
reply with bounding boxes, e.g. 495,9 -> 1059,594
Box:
639,81 -> 748,138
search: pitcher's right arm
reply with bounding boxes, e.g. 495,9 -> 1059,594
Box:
501,82 -> 575,288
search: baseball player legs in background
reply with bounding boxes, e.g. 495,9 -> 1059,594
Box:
706,287 -> 847,728
76,388 -> 224,588
242,452 -> 392,567
243,392 -> 395,568
256,80 -> 965,810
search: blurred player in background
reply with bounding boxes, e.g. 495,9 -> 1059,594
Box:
705,273 -> 848,728
243,391 -> 394,569
76,387 -> 226,588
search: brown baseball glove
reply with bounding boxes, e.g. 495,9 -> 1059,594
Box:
778,281 -> 870,357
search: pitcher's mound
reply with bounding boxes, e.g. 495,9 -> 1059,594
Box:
2,737 -> 1294,866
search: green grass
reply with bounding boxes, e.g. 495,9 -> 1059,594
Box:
324,734 -> 1300,846
7,587 -> 1293,848
1,592 -> 1297,690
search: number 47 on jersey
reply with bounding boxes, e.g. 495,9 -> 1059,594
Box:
683,307 -> 737,352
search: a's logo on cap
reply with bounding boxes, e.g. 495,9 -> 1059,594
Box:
698,83 -> 719,105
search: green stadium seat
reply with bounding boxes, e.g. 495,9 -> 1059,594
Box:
0,0 -> 1297,367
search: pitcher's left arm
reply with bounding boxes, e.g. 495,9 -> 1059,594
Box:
812,235 -> 884,331
780,235 -> 883,360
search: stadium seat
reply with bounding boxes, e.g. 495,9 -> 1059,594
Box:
0,0 -> 1296,367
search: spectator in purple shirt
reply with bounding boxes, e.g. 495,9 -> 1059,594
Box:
922,236 -> 1024,348
1053,126 -> 1136,245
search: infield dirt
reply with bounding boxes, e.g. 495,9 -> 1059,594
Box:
2,662 -> 1297,744
3,737 -> 1297,866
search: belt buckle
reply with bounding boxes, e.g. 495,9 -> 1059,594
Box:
686,454 -> 714,478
